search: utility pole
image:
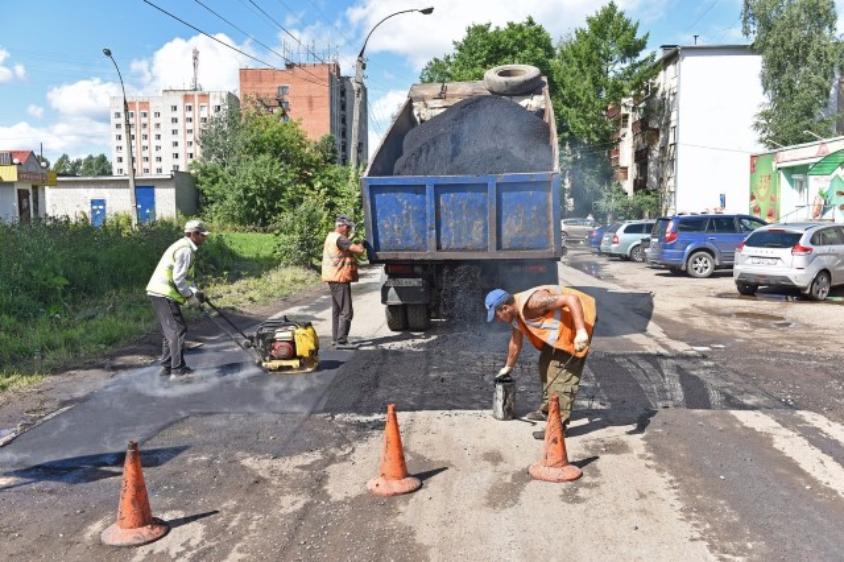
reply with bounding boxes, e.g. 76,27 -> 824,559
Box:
103,48 -> 138,227
350,7 -> 434,170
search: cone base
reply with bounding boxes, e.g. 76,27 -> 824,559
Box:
367,475 -> 421,497
529,462 -> 582,483
100,518 -> 169,547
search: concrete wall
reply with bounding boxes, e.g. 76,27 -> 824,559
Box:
46,175 -> 197,221
675,49 -> 765,214
0,182 -> 17,222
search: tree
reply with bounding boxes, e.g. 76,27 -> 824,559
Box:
53,154 -> 73,176
419,17 -> 556,86
552,2 -> 656,215
53,153 -> 111,176
742,0 -> 843,146
315,134 -> 339,165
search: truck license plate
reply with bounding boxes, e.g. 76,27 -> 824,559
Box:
386,278 -> 423,287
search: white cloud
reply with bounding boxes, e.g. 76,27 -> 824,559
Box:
26,104 -> 44,119
0,48 -> 26,84
370,88 -> 407,130
46,78 -> 122,120
0,116 -> 110,159
345,0 -> 648,69
130,33 -> 253,94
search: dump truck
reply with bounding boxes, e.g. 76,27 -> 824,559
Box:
362,66 -> 561,331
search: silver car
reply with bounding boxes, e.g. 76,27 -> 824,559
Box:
561,218 -> 598,245
733,223 -> 844,300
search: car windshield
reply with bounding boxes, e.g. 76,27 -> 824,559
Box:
745,230 -> 803,248
652,218 -> 670,238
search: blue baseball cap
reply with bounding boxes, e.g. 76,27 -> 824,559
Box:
485,289 -> 511,322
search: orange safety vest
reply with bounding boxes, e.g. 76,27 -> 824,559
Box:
513,285 -> 597,358
321,231 -> 359,283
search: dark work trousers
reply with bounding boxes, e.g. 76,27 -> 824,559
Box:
328,282 -> 353,342
149,295 -> 188,370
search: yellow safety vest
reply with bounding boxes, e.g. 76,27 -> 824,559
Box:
321,231 -> 358,283
513,285 -> 597,357
145,238 -> 196,304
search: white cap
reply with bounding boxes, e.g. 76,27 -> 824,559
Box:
184,219 -> 210,235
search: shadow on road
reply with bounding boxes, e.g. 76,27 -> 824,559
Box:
167,510 -> 220,529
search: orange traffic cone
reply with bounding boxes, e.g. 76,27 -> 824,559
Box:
367,404 -> 422,496
100,441 -> 169,547
529,395 -> 582,483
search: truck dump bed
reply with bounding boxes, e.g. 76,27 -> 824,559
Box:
362,79 -> 561,262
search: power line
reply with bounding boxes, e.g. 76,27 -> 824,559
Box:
245,0 -> 327,64
685,0 -> 721,35
190,0 -> 329,88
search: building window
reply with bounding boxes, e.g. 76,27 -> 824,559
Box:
154,134 -> 161,140
142,145 -> 148,152
171,129 -> 178,135
143,168 -> 149,174
278,85 -> 289,97
187,129 -> 193,135
131,134 -> 135,141
213,105 -> 221,112
200,104 -> 207,115
142,134 -> 148,140
172,141 -> 179,147
129,111 -> 134,118
114,111 -> 121,118
187,140 -> 193,147
155,156 -> 162,162
200,117 -> 207,124
155,146 -> 161,152
188,153 -> 194,159
117,156 -> 123,163
172,153 -> 179,159
170,105 -> 177,111
154,123 -> 161,130
143,156 -> 149,162
115,123 -> 122,130
186,117 -> 193,124
116,134 -> 122,141
173,164 -> 180,171
116,145 -> 122,152
117,168 -> 123,174
156,167 -> 162,174
142,112 -> 148,118
154,111 -> 160,118
141,123 -> 147,129
186,104 -> 192,112
171,117 -> 178,123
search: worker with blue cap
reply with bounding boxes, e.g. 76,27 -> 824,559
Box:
485,285 -> 596,424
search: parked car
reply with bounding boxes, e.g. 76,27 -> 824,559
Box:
600,220 -> 655,262
648,214 -> 768,278
734,223 -> 844,300
561,218 -> 599,245
589,224 -> 608,253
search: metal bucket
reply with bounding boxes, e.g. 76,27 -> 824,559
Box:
493,377 -> 516,420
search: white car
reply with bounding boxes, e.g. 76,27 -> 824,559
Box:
733,223 -> 844,300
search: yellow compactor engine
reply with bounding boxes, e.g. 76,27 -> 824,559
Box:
253,318 -> 319,373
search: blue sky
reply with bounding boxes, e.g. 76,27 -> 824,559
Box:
0,0 -> 836,161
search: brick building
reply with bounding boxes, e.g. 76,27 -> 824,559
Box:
239,63 -> 367,165
109,89 -> 239,176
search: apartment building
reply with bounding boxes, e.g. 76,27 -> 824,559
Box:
610,45 -> 766,215
109,90 -> 239,176
240,63 -> 367,165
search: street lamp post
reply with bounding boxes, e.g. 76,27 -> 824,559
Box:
103,48 -> 138,227
350,7 -> 434,170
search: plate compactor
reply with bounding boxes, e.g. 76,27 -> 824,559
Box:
202,299 -> 319,374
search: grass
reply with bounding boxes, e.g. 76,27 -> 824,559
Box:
0,229 -> 319,393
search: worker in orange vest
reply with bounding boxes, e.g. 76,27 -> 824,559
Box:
322,215 -> 365,347
485,285 -> 597,425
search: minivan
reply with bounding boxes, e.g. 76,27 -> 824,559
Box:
648,214 -> 767,277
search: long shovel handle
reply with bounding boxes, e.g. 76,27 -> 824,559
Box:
203,299 -> 252,341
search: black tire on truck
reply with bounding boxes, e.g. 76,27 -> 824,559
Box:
385,305 -> 407,331
406,304 -> 430,331
483,65 -> 542,95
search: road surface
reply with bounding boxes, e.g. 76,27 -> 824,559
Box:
1,249 -> 843,561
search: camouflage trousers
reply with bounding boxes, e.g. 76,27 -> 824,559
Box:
538,345 -> 586,424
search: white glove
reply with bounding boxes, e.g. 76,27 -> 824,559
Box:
574,329 -> 590,353
496,366 -> 513,379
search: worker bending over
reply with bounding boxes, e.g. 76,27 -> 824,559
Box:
485,285 -> 596,425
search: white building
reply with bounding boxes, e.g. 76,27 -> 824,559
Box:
612,45 -> 766,215
47,172 -> 198,225
109,90 -> 239,176
0,150 -> 55,223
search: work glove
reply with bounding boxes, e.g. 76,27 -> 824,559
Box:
496,365 -> 513,380
574,329 -> 590,353
188,294 -> 202,307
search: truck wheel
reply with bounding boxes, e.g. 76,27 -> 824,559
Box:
385,305 -> 407,332
406,304 -> 430,331
484,65 -> 542,95
687,251 -> 714,278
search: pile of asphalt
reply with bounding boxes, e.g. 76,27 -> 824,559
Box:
393,95 -> 552,176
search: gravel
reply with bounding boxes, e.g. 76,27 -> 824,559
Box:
393,95 -> 552,176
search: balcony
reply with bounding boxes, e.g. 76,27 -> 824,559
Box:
632,118 -> 657,135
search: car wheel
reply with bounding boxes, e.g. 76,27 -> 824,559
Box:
629,245 -> 645,263
808,271 -> 831,301
385,305 -> 407,331
736,282 -> 758,296
406,304 -> 430,331
687,251 -> 715,278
